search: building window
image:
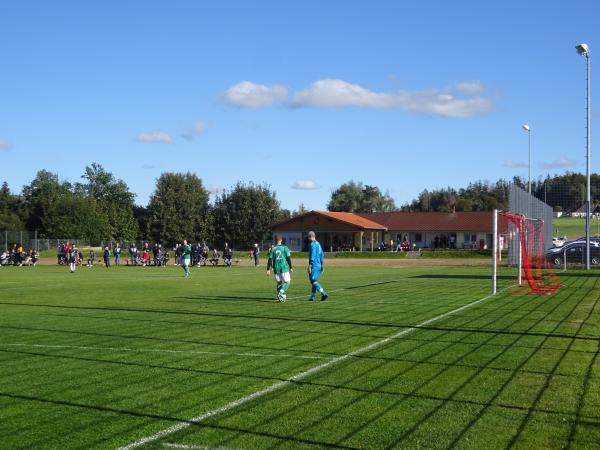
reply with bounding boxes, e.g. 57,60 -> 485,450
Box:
415,233 -> 422,242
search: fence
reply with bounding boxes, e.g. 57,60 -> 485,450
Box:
507,184 -> 554,265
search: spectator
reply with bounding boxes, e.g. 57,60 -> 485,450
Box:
210,248 -> 220,266
87,249 -> 96,267
103,246 -> 111,267
129,243 -> 138,266
223,242 -> 233,267
114,243 -> 121,266
142,248 -> 150,266
253,243 -> 260,267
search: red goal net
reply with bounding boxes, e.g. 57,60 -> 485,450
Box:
502,211 -> 561,295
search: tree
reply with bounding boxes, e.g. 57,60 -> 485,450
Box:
76,163 -> 138,241
327,181 -> 364,212
22,170 -> 72,236
147,172 -> 211,244
0,182 -> 24,230
328,181 -> 396,212
213,182 -> 281,248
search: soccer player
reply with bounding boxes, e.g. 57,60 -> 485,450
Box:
181,239 -> 192,277
307,231 -> 328,301
267,235 -> 293,302
68,244 -> 78,273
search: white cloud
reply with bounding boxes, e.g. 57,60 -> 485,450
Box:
292,179 -> 320,190
540,159 -> 577,169
181,120 -> 207,141
454,81 -> 485,94
291,79 -> 492,117
134,131 -> 174,144
224,81 -> 288,108
0,141 -> 14,151
503,160 -> 529,169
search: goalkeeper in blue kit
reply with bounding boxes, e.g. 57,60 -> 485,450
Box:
308,231 -> 328,301
267,235 -> 293,302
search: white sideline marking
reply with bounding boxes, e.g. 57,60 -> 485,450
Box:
0,343 -> 324,360
117,288 -> 503,450
163,443 -> 238,450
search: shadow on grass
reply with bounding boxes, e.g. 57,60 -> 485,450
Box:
411,274 -> 516,280
173,295 -> 275,303
0,392 -> 359,450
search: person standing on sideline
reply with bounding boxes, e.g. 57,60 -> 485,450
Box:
103,246 -> 111,268
181,239 -> 192,277
223,242 -> 233,267
253,243 -> 260,267
307,231 -> 328,301
267,235 -> 293,302
114,243 -> 121,266
68,244 -> 79,273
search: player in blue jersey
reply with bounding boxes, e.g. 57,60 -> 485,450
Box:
307,231 -> 328,301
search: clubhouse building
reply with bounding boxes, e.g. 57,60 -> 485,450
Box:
271,210 -> 504,252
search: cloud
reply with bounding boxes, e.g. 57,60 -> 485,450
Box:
181,120 -> 207,141
134,131 -> 174,144
454,81 -> 485,94
0,141 -> 14,151
224,81 -> 288,108
292,179 -> 320,190
540,159 -> 577,169
141,164 -> 156,169
291,79 -> 492,117
503,160 -> 529,169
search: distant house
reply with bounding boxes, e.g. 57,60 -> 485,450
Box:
272,210 -> 506,252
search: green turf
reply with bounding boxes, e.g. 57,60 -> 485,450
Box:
553,217 -> 600,241
0,264 -> 598,449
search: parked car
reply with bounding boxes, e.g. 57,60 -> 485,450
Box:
546,241 -> 600,266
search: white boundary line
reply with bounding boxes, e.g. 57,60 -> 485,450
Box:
0,343 -> 324,360
163,443 -> 238,450
117,288 -> 504,450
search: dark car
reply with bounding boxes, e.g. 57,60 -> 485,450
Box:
546,241 -> 600,266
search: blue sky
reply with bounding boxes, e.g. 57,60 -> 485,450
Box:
0,0 -> 598,210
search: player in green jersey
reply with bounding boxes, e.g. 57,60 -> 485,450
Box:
181,239 -> 192,278
266,235 -> 293,302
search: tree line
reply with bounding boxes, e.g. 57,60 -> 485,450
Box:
0,163 -> 292,248
2,168 -> 598,247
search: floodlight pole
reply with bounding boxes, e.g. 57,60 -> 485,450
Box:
585,50 -> 591,270
492,209 -> 498,295
527,129 -> 531,195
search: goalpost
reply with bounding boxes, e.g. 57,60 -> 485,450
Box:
492,209 -> 561,295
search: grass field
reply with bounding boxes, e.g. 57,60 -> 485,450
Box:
0,264 -> 599,449
553,217 -> 600,240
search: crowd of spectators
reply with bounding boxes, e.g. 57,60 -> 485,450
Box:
0,244 -> 38,266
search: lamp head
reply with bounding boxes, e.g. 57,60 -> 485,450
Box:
575,43 -> 589,57
522,124 -> 530,132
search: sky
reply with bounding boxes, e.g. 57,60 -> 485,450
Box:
0,0 -> 598,211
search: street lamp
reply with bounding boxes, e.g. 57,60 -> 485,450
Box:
522,124 -> 531,195
576,43 -> 591,270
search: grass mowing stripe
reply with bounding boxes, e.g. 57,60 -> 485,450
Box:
0,343 -> 326,360
116,287 -> 507,450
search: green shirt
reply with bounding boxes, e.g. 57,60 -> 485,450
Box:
182,244 -> 191,260
270,244 -> 291,274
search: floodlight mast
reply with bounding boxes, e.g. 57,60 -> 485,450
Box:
522,124 -> 531,195
576,43 -> 591,270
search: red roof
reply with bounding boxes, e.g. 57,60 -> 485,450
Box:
272,210 -> 386,231
358,211 -> 504,232
316,211 -> 388,230
273,210 -> 506,232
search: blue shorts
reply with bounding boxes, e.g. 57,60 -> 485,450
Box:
309,267 -> 321,283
